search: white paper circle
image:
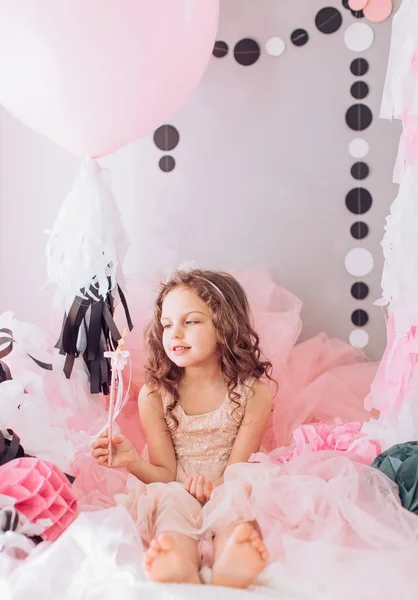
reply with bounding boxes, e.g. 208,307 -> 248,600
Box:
345,248 -> 374,277
349,329 -> 369,349
344,23 -> 374,52
265,37 -> 286,57
349,138 -> 369,158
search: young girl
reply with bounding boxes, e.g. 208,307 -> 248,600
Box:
92,269 -> 274,588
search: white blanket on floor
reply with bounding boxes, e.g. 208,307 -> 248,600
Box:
0,508 -> 321,599
127,565 -> 320,600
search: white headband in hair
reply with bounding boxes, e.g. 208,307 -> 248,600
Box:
161,261 -> 226,300
194,276 -> 226,300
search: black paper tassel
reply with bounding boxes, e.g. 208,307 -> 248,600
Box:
0,327 -> 53,383
55,282 -> 133,394
0,507 -> 19,533
0,361 -> 12,383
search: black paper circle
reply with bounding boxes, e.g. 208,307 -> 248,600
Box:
346,188 -> 372,214
154,125 -> 180,151
351,162 -> 369,180
234,38 -> 260,66
213,41 -> 228,58
350,58 -> 369,76
351,309 -> 369,326
291,29 -> 309,46
351,81 -> 369,100
351,282 -> 369,300
350,221 -> 369,239
315,7 -> 343,34
159,156 -> 176,172
346,104 -> 373,131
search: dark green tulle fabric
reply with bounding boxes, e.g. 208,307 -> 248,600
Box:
372,442 -> 418,514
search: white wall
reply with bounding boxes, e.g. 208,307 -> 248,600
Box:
0,0 -> 401,360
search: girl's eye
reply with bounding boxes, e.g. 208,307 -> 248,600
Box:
162,324 -> 171,329
185,320 -> 199,325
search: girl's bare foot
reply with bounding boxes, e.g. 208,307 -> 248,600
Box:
144,534 -> 201,584
212,523 -> 268,589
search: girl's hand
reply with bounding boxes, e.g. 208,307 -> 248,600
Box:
186,475 -> 214,504
91,430 -> 138,470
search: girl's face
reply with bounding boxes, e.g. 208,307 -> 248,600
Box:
161,286 -> 218,368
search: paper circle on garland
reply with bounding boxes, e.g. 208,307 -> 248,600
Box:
349,138 -> 369,158
234,38 -> 260,66
159,155 -> 175,172
351,81 -> 369,100
315,7 -> 343,34
213,41 -> 229,58
364,0 -> 392,23
351,281 -> 369,300
345,248 -> 374,276
348,0 -> 367,9
346,188 -> 372,214
346,104 -> 373,131
344,23 -> 374,52
291,29 -> 309,46
350,221 -> 369,239
350,58 -> 369,76
351,309 -> 369,327
154,125 -> 180,151
351,162 -> 369,180
265,37 -> 286,56
349,329 -> 369,348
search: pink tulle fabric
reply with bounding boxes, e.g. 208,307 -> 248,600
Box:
0,457 -> 78,541
71,456 -> 127,512
223,452 -> 418,598
265,335 -> 377,449
3,479 -> 418,600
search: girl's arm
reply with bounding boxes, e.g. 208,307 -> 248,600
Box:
214,380 -> 273,484
128,384 -> 177,484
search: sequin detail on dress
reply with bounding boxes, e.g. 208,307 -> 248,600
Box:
162,384 -> 249,472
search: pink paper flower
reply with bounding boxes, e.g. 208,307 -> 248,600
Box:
251,421 -> 381,466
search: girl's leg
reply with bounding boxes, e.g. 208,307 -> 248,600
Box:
144,531 -> 202,584
212,521 -> 268,589
142,483 -> 204,584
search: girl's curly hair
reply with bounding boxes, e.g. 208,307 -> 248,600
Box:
144,269 -> 275,428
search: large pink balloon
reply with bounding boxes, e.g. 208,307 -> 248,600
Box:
0,1 -> 219,157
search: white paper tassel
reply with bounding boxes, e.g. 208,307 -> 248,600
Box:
378,0 -> 418,325
45,159 -> 129,309
378,166 -> 418,329
364,0 -> 418,444
380,0 -> 418,120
